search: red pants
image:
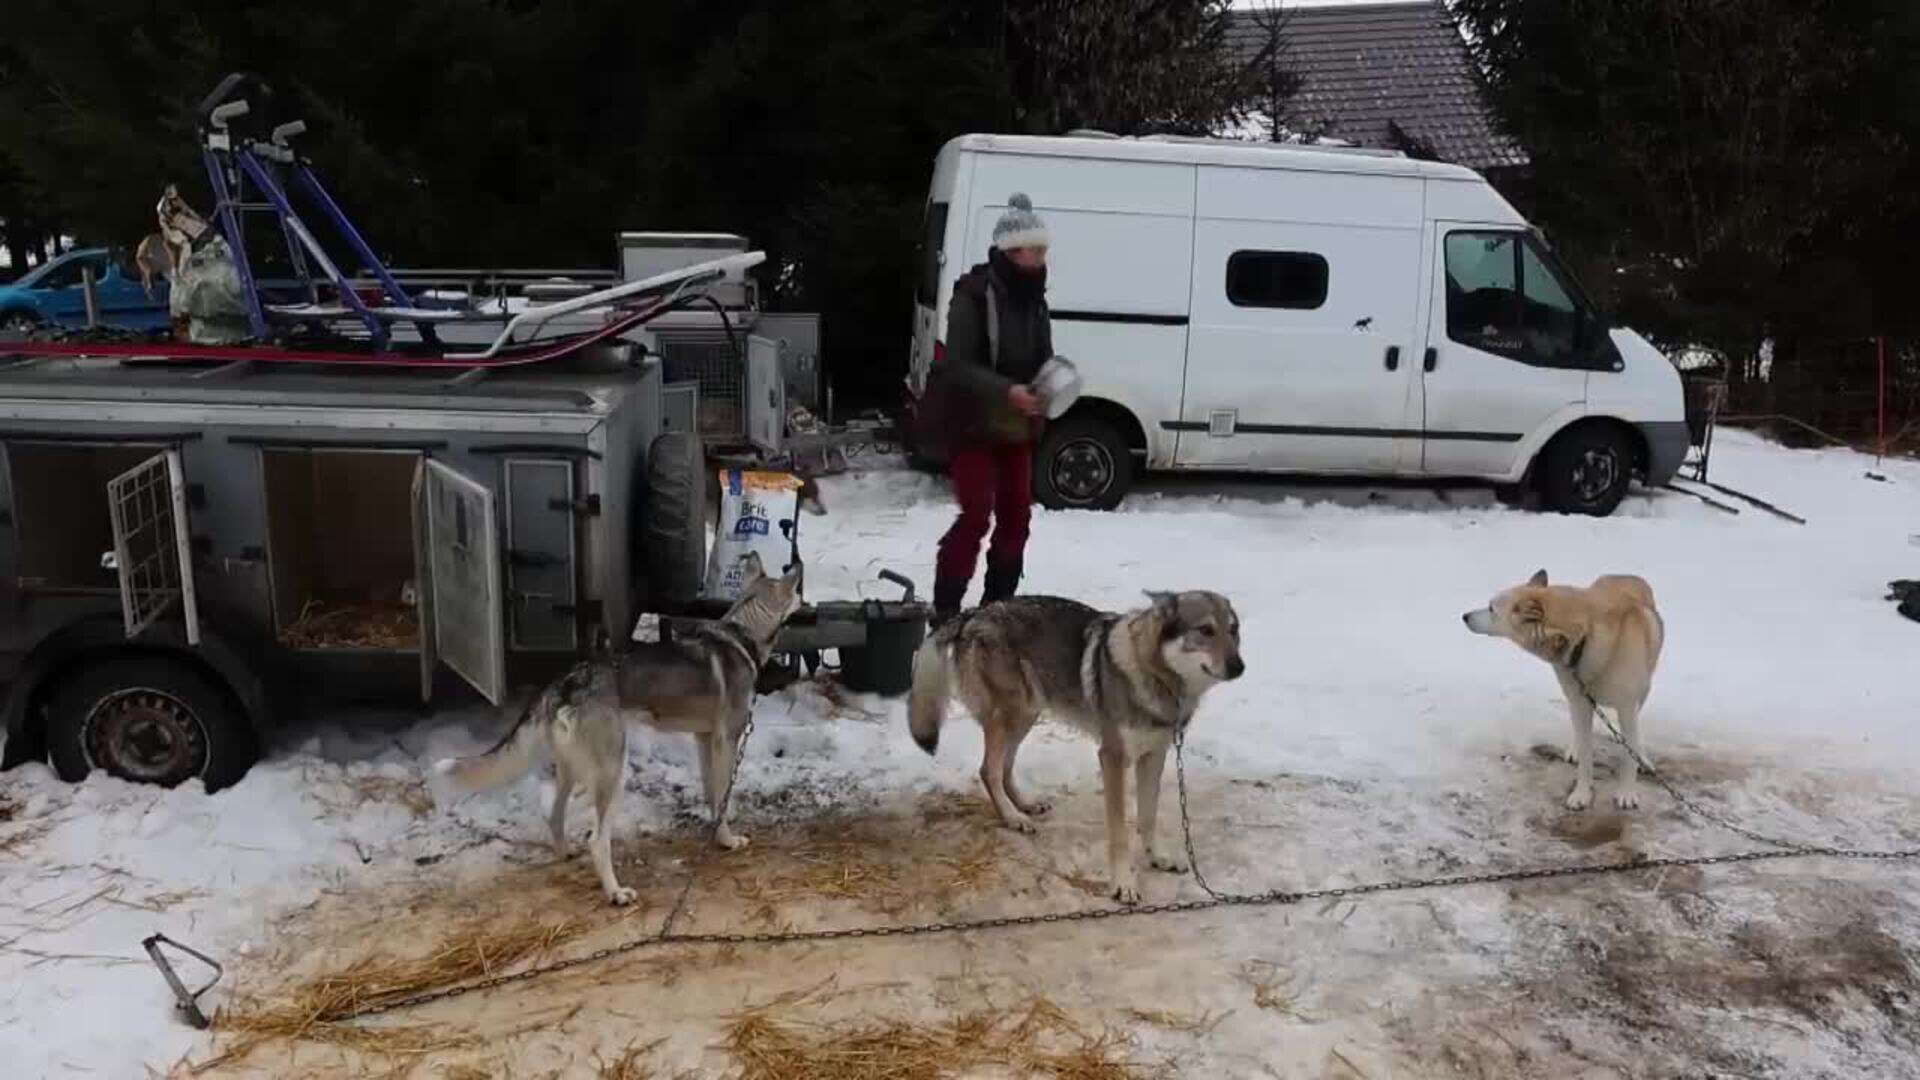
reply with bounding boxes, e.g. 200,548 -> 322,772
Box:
935,443 -> 1033,587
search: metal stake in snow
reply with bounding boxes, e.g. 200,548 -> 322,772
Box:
143,933 -> 223,1030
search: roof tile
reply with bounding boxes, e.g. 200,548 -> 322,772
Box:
1229,0 -> 1527,170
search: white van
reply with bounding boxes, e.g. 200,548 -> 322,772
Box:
905,133 -> 1688,515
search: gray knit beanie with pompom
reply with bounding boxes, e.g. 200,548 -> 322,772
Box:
991,193 -> 1050,251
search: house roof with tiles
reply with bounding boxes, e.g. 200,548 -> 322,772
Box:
1228,1 -> 1528,171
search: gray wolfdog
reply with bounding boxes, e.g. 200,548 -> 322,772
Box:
436,553 -> 802,905
908,592 -> 1244,903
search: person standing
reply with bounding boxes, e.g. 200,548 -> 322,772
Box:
929,193 -> 1055,625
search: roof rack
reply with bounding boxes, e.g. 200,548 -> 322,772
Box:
1136,133 -> 1407,158
1059,129 -> 1405,159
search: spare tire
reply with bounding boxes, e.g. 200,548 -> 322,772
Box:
643,431 -> 708,612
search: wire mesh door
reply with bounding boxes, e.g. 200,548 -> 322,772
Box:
657,332 -> 744,439
107,449 -> 201,645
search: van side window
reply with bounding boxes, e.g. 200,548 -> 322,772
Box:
1225,251 -> 1328,310
916,202 -> 950,306
1444,231 -> 1586,364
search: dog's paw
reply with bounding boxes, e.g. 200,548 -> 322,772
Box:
1149,852 -> 1189,875
1022,800 -> 1054,818
606,886 -> 639,906
1612,788 -> 1642,810
1111,883 -> 1141,905
1003,814 -> 1038,835
551,839 -> 574,860
715,828 -> 751,851
1564,786 -> 1594,811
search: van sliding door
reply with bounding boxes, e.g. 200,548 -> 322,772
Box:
416,458 -> 506,705
1178,167 -> 1425,474
106,449 -> 201,645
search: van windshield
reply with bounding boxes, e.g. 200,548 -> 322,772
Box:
916,202 -> 949,306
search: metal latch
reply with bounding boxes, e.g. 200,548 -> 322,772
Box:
549,494 -> 601,516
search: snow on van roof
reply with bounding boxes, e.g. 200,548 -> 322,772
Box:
946,132 -> 1486,181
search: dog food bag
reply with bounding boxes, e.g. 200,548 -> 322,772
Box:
704,468 -> 803,602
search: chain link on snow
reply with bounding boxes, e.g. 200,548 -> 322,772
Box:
323,693 -> 1920,1023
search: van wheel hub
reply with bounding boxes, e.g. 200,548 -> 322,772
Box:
83,689 -> 206,784
1571,448 -> 1619,503
1051,439 -> 1113,503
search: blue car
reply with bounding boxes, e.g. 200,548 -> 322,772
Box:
0,247 -> 171,333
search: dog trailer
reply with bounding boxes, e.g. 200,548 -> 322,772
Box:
0,337 -> 923,791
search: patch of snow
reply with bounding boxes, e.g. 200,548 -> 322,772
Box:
2,429 -> 1917,1076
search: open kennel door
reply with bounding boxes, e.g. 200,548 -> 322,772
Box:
414,458 -> 506,705
106,449 -> 201,645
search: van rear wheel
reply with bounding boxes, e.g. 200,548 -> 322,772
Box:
1539,425 -> 1634,516
1035,415 -> 1132,511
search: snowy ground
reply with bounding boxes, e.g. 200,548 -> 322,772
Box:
4,429 -> 1918,1078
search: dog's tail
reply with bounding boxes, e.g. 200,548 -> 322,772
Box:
907,634 -> 952,755
434,694 -> 547,794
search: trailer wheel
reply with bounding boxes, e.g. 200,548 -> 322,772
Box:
1034,414 -> 1133,511
46,656 -> 256,791
643,431 -> 709,612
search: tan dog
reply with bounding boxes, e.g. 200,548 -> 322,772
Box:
1464,571 -> 1665,811
133,232 -> 174,298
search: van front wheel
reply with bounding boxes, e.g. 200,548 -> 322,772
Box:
1035,415 -> 1132,511
1538,425 -> 1634,516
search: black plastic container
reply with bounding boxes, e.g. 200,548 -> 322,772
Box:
836,572 -> 928,696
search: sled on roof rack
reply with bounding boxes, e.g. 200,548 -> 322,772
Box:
0,73 -> 763,369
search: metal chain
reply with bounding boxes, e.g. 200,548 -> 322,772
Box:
1173,729 -> 1225,901
1570,675 -> 1894,858
656,713 -> 755,940
323,700 -> 1919,1024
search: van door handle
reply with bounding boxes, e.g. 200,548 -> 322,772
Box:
1384,346 -> 1400,371
1423,347 -> 1438,372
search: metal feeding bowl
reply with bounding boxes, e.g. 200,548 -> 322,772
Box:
1033,356 -> 1083,419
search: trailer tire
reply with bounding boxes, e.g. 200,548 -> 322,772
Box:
47,656 -> 256,791
643,431 -> 709,612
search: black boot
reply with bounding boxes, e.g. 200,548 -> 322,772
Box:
981,558 -> 1022,606
931,574 -> 968,628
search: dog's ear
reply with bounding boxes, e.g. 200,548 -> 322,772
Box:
1514,596 -> 1544,624
1528,569 -> 1549,587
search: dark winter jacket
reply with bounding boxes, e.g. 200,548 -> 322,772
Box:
933,250 -> 1054,446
